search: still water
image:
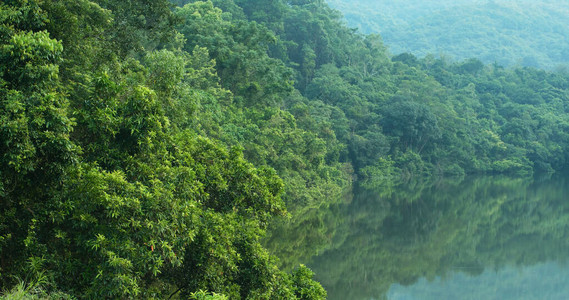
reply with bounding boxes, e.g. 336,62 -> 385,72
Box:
265,175 -> 569,300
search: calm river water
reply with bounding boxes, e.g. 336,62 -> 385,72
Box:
265,174 -> 569,300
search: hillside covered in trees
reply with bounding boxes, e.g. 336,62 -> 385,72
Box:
1,0 -> 569,298
327,0 -> 569,69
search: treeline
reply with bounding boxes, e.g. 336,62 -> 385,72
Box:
1,0 -> 569,298
181,0 -> 569,180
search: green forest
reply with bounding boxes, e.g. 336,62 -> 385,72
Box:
1,0 -> 569,298
328,0 -> 569,69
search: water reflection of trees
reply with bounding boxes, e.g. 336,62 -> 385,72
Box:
266,175 -> 569,300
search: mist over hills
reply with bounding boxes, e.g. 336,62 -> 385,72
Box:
327,0 -> 569,69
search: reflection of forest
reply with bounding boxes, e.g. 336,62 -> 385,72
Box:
266,175 -> 569,300
388,262 -> 569,300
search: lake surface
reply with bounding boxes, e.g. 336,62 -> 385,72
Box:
265,174 -> 569,300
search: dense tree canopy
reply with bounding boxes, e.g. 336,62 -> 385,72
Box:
0,0 -> 329,298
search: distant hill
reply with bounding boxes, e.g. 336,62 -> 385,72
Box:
327,0 -> 569,69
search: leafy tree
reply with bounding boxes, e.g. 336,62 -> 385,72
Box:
381,100 -> 441,154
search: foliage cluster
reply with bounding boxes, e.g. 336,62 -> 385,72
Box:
0,0 -> 330,298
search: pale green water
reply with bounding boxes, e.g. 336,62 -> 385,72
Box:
266,174 -> 569,300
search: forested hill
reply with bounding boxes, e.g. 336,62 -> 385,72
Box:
1,0 -> 569,298
327,0 -> 569,69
